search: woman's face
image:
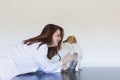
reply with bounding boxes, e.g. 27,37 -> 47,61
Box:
52,29 -> 61,47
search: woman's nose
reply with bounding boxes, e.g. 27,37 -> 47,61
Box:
59,37 -> 61,40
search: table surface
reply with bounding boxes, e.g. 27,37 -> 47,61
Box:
12,67 -> 120,80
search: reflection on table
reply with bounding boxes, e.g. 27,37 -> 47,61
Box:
12,71 -> 62,80
12,67 -> 120,80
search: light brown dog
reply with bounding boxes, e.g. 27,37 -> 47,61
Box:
59,36 -> 83,71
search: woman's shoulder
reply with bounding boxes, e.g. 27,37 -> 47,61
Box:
30,43 -> 48,51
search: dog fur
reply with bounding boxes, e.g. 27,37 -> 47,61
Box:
54,43 -> 83,71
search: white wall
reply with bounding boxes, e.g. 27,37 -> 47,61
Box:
0,0 -> 120,67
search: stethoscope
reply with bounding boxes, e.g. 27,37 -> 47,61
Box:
57,53 -> 61,61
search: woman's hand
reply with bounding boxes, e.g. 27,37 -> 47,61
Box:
61,52 -> 78,66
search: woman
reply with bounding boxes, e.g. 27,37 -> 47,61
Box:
0,24 -> 77,80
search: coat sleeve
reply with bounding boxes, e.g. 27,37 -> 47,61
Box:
32,44 -> 62,73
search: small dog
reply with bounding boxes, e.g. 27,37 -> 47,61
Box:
51,36 -> 83,71
58,43 -> 83,71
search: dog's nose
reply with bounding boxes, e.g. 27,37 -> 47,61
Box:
74,52 -> 78,55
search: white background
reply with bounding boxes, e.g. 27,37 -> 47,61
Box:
0,0 -> 120,67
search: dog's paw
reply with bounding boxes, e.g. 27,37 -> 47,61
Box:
75,68 -> 79,71
75,67 -> 82,71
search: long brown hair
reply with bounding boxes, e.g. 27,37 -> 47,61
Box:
23,24 -> 64,59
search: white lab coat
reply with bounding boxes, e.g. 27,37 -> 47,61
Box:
0,42 -> 62,80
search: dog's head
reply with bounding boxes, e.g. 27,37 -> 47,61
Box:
63,36 -> 77,44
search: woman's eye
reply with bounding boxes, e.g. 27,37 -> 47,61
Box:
57,35 -> 60,37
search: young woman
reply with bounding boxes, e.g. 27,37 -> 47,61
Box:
0,24 -> 77,80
